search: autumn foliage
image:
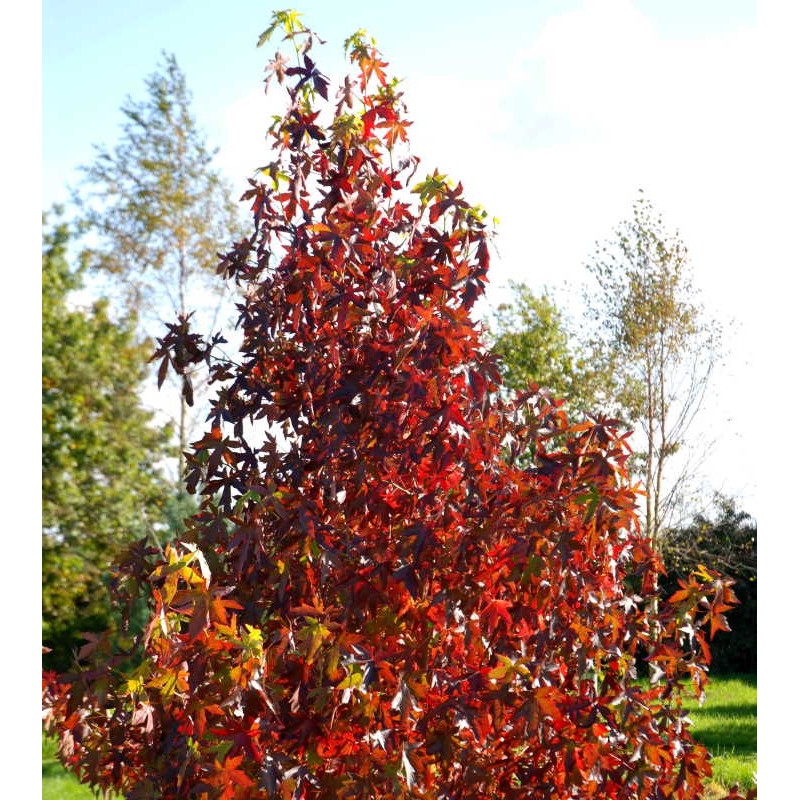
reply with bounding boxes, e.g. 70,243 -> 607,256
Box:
43,13 -> 737,799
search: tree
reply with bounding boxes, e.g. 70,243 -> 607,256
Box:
76,53 -> 247,478
584,192 -> 719,544
42,213 -> 172,672
44,15 -> 734,799
486,282 -> 609,420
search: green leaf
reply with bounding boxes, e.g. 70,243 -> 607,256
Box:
336,670 -> 363,690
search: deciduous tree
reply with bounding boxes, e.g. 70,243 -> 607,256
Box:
42,213 -> 172,671
487,282 -> 610,421
76,53 -> 247,477
584,193 -> 719,543
44,15 -> 733,799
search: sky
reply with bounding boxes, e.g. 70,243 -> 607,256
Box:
20,1 -> 800,788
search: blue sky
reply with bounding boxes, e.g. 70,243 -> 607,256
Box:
43,0 -> 755,210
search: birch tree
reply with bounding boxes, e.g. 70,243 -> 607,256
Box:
585,192 -> 719,544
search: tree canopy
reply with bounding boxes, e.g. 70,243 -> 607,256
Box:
487,282 -> 609,421
42,213 -> 172,671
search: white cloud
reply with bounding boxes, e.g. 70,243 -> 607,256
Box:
406,2 -> 760,511
214,85 -> 285,195
529,0 -> 660,123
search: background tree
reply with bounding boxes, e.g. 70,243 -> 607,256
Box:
584,192 -> 719,544
486,281 -> 610,420
44,16 -> 733,799
42,213 -> 172,671
76,53 -> 247,478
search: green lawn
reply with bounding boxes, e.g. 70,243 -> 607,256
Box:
43,675 -> 756,798
42,733 -> 95,800
685,674 -> 757,795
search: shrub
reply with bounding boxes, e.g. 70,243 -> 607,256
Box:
662,496 -> 755,674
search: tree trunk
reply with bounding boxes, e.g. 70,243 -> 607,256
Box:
177,242 -> 188,481
654,332 -> 667,546
645,356 -> 655,542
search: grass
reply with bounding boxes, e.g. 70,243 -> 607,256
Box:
42,732 -> 96,800
42,675 -> 756,798
685,673 -> 757,796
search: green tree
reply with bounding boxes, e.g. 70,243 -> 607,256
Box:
42,214 -> 171,671
584,191 -> 719,544
486,281 -> 607,419
76,53 -> 246,477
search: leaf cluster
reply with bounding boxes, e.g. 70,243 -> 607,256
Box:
661,497 -> 755,674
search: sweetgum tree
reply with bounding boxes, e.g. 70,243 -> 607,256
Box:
43,13 -> 736,799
